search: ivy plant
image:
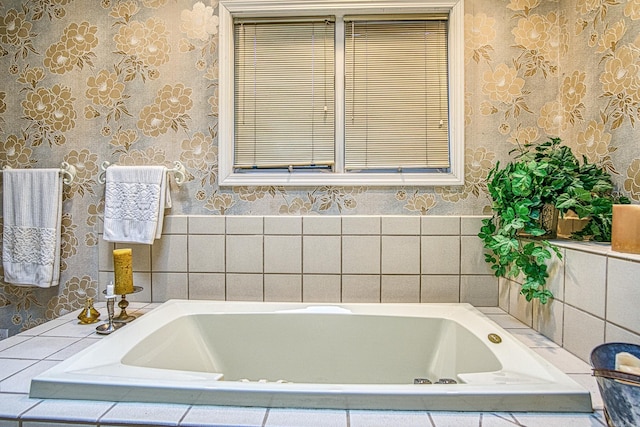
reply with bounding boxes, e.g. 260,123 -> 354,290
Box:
479,137 -> 629,304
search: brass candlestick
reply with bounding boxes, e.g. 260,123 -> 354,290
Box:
113,286 -> 143,324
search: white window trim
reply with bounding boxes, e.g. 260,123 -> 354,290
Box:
218,0 -> 464,187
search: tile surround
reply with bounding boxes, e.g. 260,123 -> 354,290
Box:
99,215 -> 498,305
0,302 -> 607,426
95,214 -> 640,366
503,240 -> 640,363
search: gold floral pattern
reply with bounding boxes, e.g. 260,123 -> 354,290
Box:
624,159 -> 640,201
109,1 -> 140,23
481,63 -> 530,120
46,275 -> 97,319
512,12 -> 567,78
180,131 -> 217,186
63,149 -> 99,197
204,191 -> 235,214
22,84 -> 77,146
118,146 -> 167,165
86,69 -> 125,108
114,17 -> 170,81
625,0 -> 640,20
464,13 -> 496,64
404,191 -> 437,214
0,8 -> 36,60
507,125 -> 540,146
44,22 -> 98,74
60,213 -> 78,272
599,43 -> 640,129
574,119 -> 614,166
0,134 -> 34,167
109,128 -> 139,153
137,83 -> 193,136
436,147 -> 495,202
181,2 -> 218,41
560,71 -> 586,125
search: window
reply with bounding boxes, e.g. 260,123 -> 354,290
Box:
219,0 -> 464,186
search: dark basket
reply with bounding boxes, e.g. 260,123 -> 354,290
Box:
591,343 -> 640,427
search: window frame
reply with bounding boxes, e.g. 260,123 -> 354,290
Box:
218,0 -> 465,187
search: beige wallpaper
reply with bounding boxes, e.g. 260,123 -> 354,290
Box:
0,0 -> 638,335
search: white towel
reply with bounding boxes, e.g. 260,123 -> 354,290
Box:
2,168 -> 63,288
103,165 -> 171,244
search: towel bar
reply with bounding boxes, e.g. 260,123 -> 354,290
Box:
98,161 -> 186,186
1,162 -> 76,185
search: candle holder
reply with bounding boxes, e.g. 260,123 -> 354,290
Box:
96,294 -> 123,335
113,286 -> 143,324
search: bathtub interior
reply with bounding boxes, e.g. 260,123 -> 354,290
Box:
29,300 -> 593,412
121,313 -> 502,384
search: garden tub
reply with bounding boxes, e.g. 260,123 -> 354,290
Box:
30,300 -> 592,411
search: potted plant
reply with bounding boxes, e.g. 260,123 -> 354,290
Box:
478,137 -> 629,303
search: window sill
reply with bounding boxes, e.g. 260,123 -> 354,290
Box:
218,170 -> 465,187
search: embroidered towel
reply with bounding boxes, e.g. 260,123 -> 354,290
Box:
103,165 -> 171,244
2,168 -> 63,288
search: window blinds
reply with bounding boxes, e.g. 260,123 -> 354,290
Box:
344,17 -> 450,171
234,18 -> 335,170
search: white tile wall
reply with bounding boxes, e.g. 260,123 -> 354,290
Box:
151,234 -> 188,272
420,275 -> 459,303
342,236 -> 380,274
421,236 -> 460,275
265,274 -> 302,302
342,275 -> 381,302
188,215 -> 225,234
564,249 -> 606,317
606,257 -> 640,335
505,241 -> 640,363
302,274 -> 341,302
303,235 -> 342,274
563,305 -> 605,362
381,275 -> 420,302
264,235 -> 302,273
342,216 -> 380,234
188,235 -> 225,272
226,273 -> 263,301
98,215 -> 498,307
381,236 -> 420,274
265,215 -> 302,235
227,235 -> 263,273
421,216 -> 460,235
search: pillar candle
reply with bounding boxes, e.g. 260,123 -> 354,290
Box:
612,205 -> 640,255
113,248 -> 134,294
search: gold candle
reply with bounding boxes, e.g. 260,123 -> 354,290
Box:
612,205 -> 640,255
113,248 -> 134,295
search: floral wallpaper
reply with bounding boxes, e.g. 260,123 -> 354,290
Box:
0,0 -> 638,336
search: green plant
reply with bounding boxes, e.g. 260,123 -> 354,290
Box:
479,137 -> 629,304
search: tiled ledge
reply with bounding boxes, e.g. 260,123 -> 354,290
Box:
551,239 -> 640,263
0,303 -> 605,427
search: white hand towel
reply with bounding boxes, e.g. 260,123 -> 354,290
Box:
103,165 -> 170,244
2,168 -> 63,288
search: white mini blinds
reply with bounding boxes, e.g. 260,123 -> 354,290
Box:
344,16 -> 450,171
234,18 -> 335,170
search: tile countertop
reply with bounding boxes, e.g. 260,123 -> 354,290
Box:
0,303 -> 607,427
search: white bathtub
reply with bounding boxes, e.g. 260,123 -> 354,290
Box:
30,300 -> 592,411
